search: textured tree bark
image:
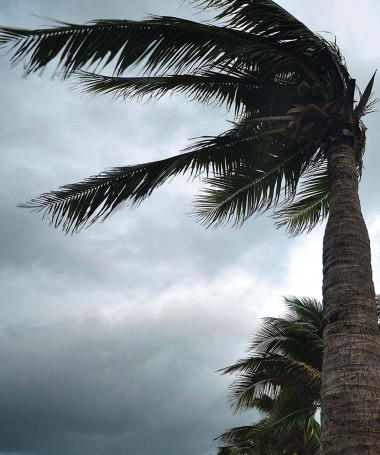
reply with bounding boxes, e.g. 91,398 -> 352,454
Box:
321,134 -> 380,454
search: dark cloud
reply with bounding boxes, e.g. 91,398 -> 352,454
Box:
0,309 -> 254,455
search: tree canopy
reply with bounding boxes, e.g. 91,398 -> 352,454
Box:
0,0 -> 374,235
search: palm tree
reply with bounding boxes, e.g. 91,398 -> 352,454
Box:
218,296 -> 323,455
1,1 -> 379,453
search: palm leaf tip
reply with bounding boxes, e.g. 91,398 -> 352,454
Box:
16,162 -> 173,234
0,26 -> 20,47
355,70 -> 377,117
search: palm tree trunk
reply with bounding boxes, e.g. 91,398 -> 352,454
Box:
322,134 -> 380,454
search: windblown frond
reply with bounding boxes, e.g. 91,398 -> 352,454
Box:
250,392 -> 317,435
225,354 -> 321,413
74,69 -> 299,117
218,393 -> 320,455
194,139 -> 319,228
194,0 -> 349,96
0,17 -> 260,77
355,71 -> 377,117
221,297 -> 322,414
251,296 -> 323,368
274,168 -> 330,236
19,119 -> 285,233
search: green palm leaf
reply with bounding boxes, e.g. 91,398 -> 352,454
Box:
19,119 -> 284,233
220,297 -> 322,416
195,0 -> 349,95
74,69 -> 299,117
0,15 -> 325,83
251,393 -> 317,436
218,395 -> 320,455
194,140 -> 319,227
252,297 -> 323,356
225,355 -> 321,413
274,168 -> 329,236
0,17 -> 256,76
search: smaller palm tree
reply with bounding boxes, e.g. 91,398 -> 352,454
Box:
217,296 -> 380,454
218,296 -> 323,454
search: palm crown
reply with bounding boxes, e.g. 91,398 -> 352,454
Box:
0,0 -> 375,234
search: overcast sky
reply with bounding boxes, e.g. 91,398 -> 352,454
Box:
1,1 -> 380,455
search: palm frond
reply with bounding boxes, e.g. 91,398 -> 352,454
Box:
273,127 -> 366,236
355,71 -> 376,118
249,395 -> 277,415
254,391 -> 317,435
252,322 -> 323,365
74,69 -> 299,117
251,296 -> 323,365
194,0 -> 349,96
225,355 -> 321,413
20,119 -> 286,233
274,167 -> 330,236
217,401 -> 320,455
283,296 -> 323,325
218,419 -> 321,455
217,425 -> 258,453
193,139 -> 319,228
0,17 -> 256,77
0,16 -> 315,82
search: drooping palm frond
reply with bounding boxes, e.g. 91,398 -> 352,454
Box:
193,138 -> 319,227
0,13 -> 337,88
225,354 -> 321,413
74,69 -> 299,117
272,120 -> 366,235
19,119 -> 287,233
273,168 -> 329,236
218,393 -> 320,455
248,392 -> 317,437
